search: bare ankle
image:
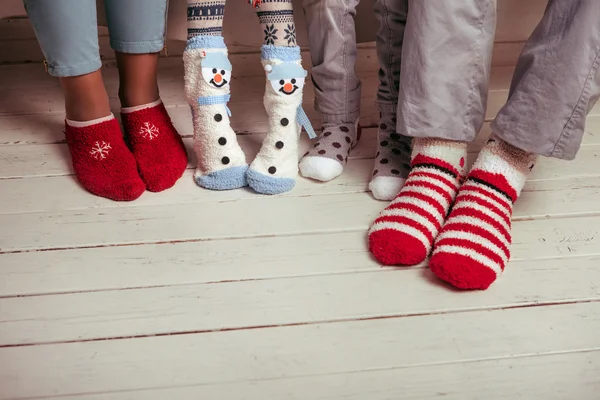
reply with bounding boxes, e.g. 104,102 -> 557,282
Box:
60,70 -> 111,121
115,52 -> 160,108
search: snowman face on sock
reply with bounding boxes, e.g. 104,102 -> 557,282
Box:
265,63 -> 307,97
270,77 -> 305,96
200,51 -> 232,90
202,67 -> 231,89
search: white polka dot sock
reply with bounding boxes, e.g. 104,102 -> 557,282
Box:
246,45 -> 314,195
299,121 -> 360,182
183,35 -> 248,190
369,113 -> 413,200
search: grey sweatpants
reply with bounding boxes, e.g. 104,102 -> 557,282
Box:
305,0 -> 600,160
400,0 -> 600,160
302,0 -> 407,123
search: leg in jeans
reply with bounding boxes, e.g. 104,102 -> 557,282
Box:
106,0 -> 188,192
23,0 -> 145,201
431,0 -> 600,290
246,0 -> 317,194
369,0 -> 497,265
369,0 -> 412,200
23,0 -> 109,121
299,0 -> 363,182
184,0 -> 249,190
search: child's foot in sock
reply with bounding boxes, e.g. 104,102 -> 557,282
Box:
368,138 -> 467,265
299,121 -> 360,182
65,115 -> 145,201
183,35 -> 248,190
121,100 -> 188,192
247,45 -> 315,195
430,136 -> 537,290
369,113 -> 413,200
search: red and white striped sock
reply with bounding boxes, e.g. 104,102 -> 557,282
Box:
429,136 -> 537,290
368,138 -> 467,265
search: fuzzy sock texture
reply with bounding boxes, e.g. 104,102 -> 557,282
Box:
369,113 -> 413,200
120,100 -> 188,192
65,116 -> 145,201
247,45 -> 310,195
187,0 -> 225,39
430,136 -> 537,290
184,35 -> 249,190
369,138 -> 467,266
254,0 -> 297,47
299,121 -> 360,182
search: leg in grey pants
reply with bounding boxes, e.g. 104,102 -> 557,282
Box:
400,0 -> 600,160
300,0 -> 413,200
492,0 -> 600,160
302,0 -> 362,125
397,0 -> 497,144
299,0 -> 364,182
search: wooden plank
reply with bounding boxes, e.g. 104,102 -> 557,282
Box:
1,122 -> 599,182
1,208 -> 599,297
2,204 -> 599,298
2,255 -> 600,345
1,160 -> 600,253
2,159 -> 600,253
1,302 -> 598,398
1,147 -> 598,215
34,351 -> 600,400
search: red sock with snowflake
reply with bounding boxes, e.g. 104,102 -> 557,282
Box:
65,115 -> 145,201
121,100 -> 188,192
429,136 -> 537,290
369,138 -> 467,265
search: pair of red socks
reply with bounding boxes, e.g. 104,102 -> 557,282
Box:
65,101 -> 188,201
368,137 -> 537,290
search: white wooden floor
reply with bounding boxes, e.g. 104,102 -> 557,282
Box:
1,20 -> 600,400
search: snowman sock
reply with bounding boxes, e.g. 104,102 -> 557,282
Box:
183,35 -> 248,190
369,113 -> 413,201
187,0 -> 225,39
429,136 -> 537,290
299,121 -> 361,182
250,0 -> 297,47
247,45 -> 316,194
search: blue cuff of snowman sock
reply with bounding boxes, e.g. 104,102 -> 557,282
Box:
186,35 -> 226,51
261,45 -> 301,62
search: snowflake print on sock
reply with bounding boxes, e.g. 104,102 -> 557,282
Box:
90,141 -> 111,160
284,24 -> 296,45
264,24 -> 278,45
139,122 -> 160,140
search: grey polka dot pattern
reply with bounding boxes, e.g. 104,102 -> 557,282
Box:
372,114 -> 412,179
303,122 -> 359,166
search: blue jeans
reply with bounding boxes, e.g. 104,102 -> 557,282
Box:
23,0 -> 169,77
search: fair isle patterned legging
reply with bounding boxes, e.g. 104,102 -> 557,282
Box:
186,0 -> 297,47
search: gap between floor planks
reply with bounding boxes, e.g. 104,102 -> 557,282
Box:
15,350 -> 598,400
1,184 -> 599,295
1,302 -> 599,399
1,257 -> 599,346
